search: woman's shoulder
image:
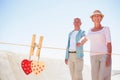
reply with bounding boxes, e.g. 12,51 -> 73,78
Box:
103,26 -> 109,29
103,26 -> 110,31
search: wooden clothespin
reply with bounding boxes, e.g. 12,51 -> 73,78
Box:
29,34 -> 36,59
36,36 -> 44,61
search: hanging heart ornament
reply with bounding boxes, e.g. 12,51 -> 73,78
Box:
21,59 -> 32,75
31,61 -> 45,75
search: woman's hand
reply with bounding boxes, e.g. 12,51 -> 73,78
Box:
106,55 -> 111,67
76,43 -> 81,47
76,37 -> 87,47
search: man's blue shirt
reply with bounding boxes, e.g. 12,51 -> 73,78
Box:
65,29 -> 85,59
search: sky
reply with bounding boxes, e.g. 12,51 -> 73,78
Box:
0,0 -> 120,70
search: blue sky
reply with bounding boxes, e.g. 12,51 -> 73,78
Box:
0,0 -> 120,69
0,0 -> 120,52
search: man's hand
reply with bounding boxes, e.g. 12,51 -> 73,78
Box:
106,55 -> 111,67
65,59 -> 68,65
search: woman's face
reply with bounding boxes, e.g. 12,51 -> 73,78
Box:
92,14 -> 103,23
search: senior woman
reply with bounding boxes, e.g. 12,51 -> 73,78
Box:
77,10 -> 112,80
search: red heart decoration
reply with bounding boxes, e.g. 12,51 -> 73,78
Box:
21,59 -> 32,75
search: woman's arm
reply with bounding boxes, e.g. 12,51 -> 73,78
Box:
106,42 -> 112,67
76,37 -> 88,47
107,42 -> 112,55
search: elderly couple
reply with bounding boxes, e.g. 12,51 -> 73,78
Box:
65,10 -> 112,80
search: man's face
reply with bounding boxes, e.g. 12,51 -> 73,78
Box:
73,18 -> 81,30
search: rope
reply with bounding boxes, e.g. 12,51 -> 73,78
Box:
0,42 -> 120,55
0,42 -> 30,47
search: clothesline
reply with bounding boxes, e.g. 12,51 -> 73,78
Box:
0,41 -> 120,55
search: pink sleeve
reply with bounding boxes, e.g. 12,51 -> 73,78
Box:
104,27 -> 111,43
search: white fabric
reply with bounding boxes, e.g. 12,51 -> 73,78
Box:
69,31 -> 78,51
0,51 -> 93,80
86,27 -> 111,55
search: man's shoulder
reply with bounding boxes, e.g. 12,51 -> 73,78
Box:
79,29 -> 85,34
69,30 -> 74,34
